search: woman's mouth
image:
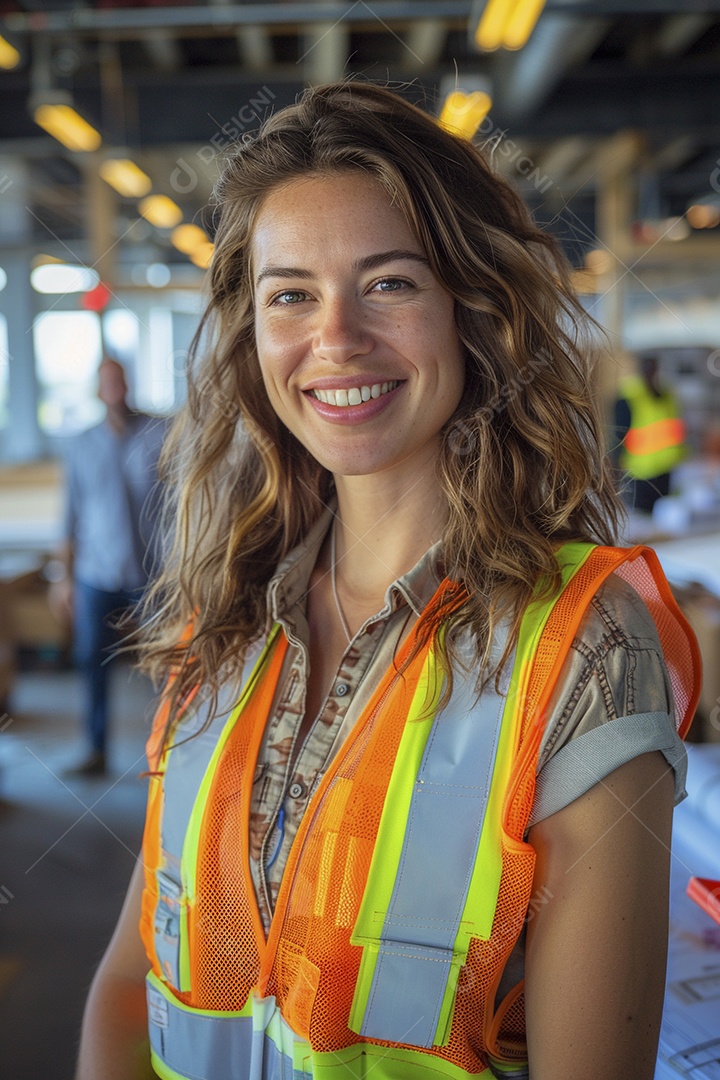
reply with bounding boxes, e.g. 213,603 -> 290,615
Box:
308,380 -> 400,407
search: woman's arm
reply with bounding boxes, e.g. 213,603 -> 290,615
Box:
525,750 -> 674,1080
75,858 -> 155,1080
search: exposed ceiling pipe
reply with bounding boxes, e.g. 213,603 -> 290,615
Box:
2,3 -> 472,35
6,1 -> 720,36
491,9 -> 610,122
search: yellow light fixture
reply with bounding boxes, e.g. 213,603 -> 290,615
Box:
0,35 -> 20,70
99,158 -> 152,198
474,0 -> 547,51
31,253 -> 64,269
189,242 -> 215,270
170,223 -> 209,255
138,194 -> 183,229
33,102 -> 102,152
686,203 -> 720,229
439,90 -> 492,140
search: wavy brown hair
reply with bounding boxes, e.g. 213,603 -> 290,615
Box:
138,80 -> 621,707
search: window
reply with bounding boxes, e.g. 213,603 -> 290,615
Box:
34,311 -> 103,435
0,312 -> 8,430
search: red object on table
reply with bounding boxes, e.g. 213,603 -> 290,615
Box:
687,877 -> 720,927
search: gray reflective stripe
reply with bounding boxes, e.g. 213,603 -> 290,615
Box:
146,980 -> 313,1080
155,638 -> 268,989
154,871 -> 184,988
360,639 -> 513,1048
161,676 -> 248,871
251,1026 -> 312,1080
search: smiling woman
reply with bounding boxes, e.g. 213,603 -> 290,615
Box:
75,82 -> 701,1080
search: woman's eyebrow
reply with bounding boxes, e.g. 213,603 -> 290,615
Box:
255,250 -> 429,287
353,250 -> 430,272
255,265 -> 313,286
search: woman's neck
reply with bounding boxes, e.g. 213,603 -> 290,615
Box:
331,462 -> 448,602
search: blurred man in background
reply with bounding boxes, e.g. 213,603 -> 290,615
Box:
614,354 -> 687,514
50,357 -> 165,776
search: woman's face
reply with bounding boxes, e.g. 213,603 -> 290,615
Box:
252,170 -> 465,480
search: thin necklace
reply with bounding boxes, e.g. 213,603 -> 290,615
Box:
330,519 -> 353,645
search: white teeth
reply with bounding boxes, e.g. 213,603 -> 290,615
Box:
310,381 -> 399,407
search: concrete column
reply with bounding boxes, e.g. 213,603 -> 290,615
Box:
83,156 -> 116,290
594,133 -> 643,408
0,158 -> 45,461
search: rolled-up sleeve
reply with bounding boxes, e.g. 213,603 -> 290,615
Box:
529,572 -> 686,828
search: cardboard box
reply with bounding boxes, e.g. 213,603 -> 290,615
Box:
674,586 -> 720,743
10,572 -> 68,647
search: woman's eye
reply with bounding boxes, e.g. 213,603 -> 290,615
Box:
372,277 -> 410,293
271,290 -> 308,305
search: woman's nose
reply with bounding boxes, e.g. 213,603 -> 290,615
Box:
312,296 -> 373,365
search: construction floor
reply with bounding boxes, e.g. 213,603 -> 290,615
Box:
0,659 -> 155,1080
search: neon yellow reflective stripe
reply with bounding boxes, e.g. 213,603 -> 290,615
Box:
311,1041 -> 494,1079
147,968 -> 253,1018
438,542 -> 595,1043
181,624 -> 282,912
512,541 -> 596,683
178,901 -> 190,990
349,645 -> 443,1032
150,1048 -> 183,1080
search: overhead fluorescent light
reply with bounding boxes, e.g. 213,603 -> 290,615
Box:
99,158 -> 152,198
139,194 -> 183,229
32,95 -> 102,152
474,0 -> 547,52
439,90 -> 492,140
0,35 -> 20,70
170,223 -> 209,255
31,264 -> 100,294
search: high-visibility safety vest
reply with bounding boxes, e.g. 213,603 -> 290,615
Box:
140,543 -> 700,1080
620,375 -> 686,481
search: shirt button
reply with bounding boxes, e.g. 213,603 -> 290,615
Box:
335,682 -> 350,697
288,782 -> 305,799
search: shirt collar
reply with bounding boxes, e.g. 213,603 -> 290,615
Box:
266,505 -> 445,626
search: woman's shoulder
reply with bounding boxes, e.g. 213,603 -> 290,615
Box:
539,569 -> 673,765
577,568 -> 664,653
528,568 -> 686,828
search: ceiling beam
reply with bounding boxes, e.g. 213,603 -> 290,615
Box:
235,25 -> 273,72
142,30 -> 183,71
402,19 -> 447,71
301,23 -> 350,84
653,14 -> 715,55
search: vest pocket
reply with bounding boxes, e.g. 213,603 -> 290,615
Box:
155,870 -> 190,991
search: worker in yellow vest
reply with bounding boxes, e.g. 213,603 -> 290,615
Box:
615,355 -> 687,513
75,84 -> 701,1080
